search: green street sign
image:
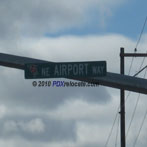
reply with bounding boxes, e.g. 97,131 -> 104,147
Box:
25,61 -> 107,79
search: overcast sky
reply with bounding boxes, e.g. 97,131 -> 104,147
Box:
0,0 -> 147,147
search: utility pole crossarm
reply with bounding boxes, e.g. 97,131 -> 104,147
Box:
121,53 -> 147,57
0,53 -> 147,94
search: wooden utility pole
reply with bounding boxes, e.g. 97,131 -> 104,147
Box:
120,48 -> 147,147
120,47 -> 126,147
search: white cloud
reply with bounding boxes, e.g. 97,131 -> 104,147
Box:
4,34 -> 137,73
0,0 -> 124,39
4,118 -> 45,134
0,105 -> 7,118
0,1 -> 146,147
47,98 -> 118,122
0,34 -> 147,147
19,118 -> 45,134
4,120 -> 18,133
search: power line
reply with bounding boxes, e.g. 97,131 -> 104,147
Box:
125,16 -> 147,142
105,112 -> 119,147
115,116 -> 120,147
132,67 -> 147,147
133,107 -> 147,147
133,109 -> 147,147
126,94 -> 140,137
105,17 -> 147,145
127,16 -> 147,76
128,57 -> 135,75
137,55 -> 146,74
105,59 -> 146,146
105,91 -> 132,147
105,91 -> 131,147
126,57 -> 147,140
135,16 -> 147,50
133,65 -> 147,77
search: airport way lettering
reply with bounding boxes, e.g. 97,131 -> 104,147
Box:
92,66 -> 105,75
25,61 -> 106,79
54,63 -> 88,76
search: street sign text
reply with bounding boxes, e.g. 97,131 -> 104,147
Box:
25,61 -> 106,79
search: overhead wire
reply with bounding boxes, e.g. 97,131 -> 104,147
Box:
128,16 -> 147,76
133,65 -> 147,77
133,67 -> 147,147
104,112 -> 119,147
133,109 -> 147,147
128,57 -> 135,76
126,93 -> 140,138
135,16 -> 147,50
126,16 -> 147,139
124,16 -> 147,145
126,57 -> 147,138
115,116 -> 120,147
104,16 -> 147,147
105,90 -> 131,147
